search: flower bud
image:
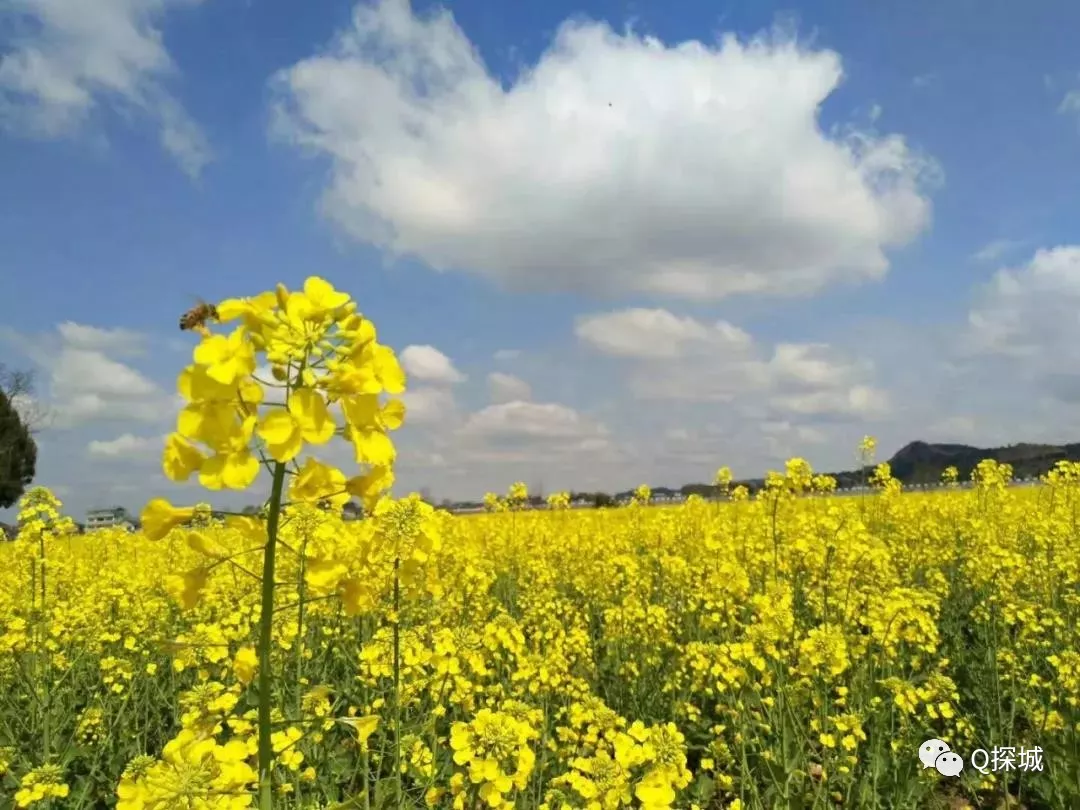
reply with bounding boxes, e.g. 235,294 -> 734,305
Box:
335,301 -> 358,321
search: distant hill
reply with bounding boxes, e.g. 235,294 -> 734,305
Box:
872,440 -> 1080,485
670,441 -> 1080,499
444,441 -> 1080,511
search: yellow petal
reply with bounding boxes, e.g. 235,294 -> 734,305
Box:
163,434 -> 204,482
340,577 -> 377,616
285,291 -> 315,321
288,388 -> 336,444
339,714 -> 380,743
341,394 -> 379,428
238,377 -> 264,405
193,334 -> 229,366
222,450 -> 260,490
257,410 -> 298,445
176,405 -> 203,439
267,434 -> 303,463
198,454 -> 227,490
373,344 -> 406,394
232,647 -> 258,685
180,567 -> 209,609
140,499 -> 195,541
179,364 -> 232,402
380,399 -> 406,431
216,298 -> 250,322
186,531 -> 220,557
349,427 -> 396,467
304,276 -> 350,309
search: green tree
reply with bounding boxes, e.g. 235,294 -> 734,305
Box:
593,492 -> 614,508
0,365 -> 39,509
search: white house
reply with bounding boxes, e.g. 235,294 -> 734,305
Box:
85,507 -> 135,532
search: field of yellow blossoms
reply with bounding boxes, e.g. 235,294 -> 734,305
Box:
2,278 -> 1079,810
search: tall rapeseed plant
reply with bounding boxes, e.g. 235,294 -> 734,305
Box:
14,487 -> 76,805
139,277 -> 407,809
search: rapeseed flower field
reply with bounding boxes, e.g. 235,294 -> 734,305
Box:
2,280 -> 1079,810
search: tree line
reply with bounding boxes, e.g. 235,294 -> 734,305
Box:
0,364 -> 38,510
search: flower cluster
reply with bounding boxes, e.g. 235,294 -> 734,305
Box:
547,491 -> 571,510
450,708 -> 538,808
506,482 -> 530,510
116,729 -> 257,810
162,277 -> 405,503
546,720 -> 690,810
15,764 -> 70,808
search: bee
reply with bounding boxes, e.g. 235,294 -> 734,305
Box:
179,299 -> 218,333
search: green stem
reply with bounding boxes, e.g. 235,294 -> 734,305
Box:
393,555 -> 402,810
258,461 -> 288,810
38,534 -> 46,607
362,745 -> 371,810
296,536 -> 307,715
37,535 -> 49,762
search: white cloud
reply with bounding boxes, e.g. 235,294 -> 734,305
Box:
398,448 -> 448,468
401,344 -> 465,384
923,415 -> 978,442
402,387 -> 457,425
767,384 -> 890,419
576,308 -> 752,359
493,349 -> 521,362
757,420 -> 828,460
57,322 -> 146,355
664,427 -> 691,442
272,0 -> 936,301
388,394 -> 620,490
0,0 -> 211,176
642,347 -> 885,416
576,309 -> 885,420
1060,88 -> 1080,120
460,401 -> 607,441
487,372 -> 532,404
958,245 -> 1080,415
87,432 -> 165,459
971,239 -> 1023,264
52,349 -> 157,399
965,246 -> 1080,359
759,420 -> 827,442
767,343 -> 865,388
447,400 -> 618,472
3,322 -> 171,427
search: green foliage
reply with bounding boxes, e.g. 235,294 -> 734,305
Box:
0,388 -> 36,510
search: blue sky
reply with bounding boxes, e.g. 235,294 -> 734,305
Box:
3,0 -> 1080,518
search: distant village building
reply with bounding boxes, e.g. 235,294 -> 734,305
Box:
653,493 -> 685,504
85,507 -> 135,532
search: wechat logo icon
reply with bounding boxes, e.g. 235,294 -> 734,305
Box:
919,739 -> 964,777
